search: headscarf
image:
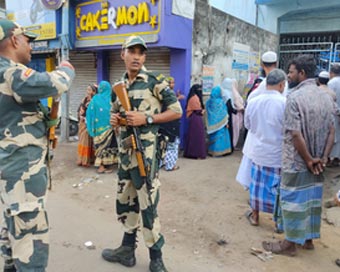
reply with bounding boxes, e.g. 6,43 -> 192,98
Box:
86,81 -> 112,137
220,78 -> 234,106
221,78 -> 244,110
205,86 -> 228,134
231,79 -> 244,110
186,84 -> 204,110
185,84 -> 204,117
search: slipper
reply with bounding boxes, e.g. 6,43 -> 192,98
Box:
104,168 -> 113,173
245,210 -> 259,226
262,241 -> 297,257
301,240 -> 314,250
166,166 -> 180,171
335,259 -> 340,267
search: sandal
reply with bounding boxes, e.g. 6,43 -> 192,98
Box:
335,259 -> 340,267
302,239 -> 314,250
166,165 -> 180,171
262,240 -> 297,257
245,210 -> 259,226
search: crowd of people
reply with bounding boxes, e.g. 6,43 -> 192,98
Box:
237,52 -> 340,262
1,15 -> 340,271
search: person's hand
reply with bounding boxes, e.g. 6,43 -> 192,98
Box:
307,158 -> 324,175
110,113 -> 121,127
59,60 -> 74,70
126,111 -> 147,126
79,107 -> 85,116
176,90 -> 185,100
321,156 -> 328,168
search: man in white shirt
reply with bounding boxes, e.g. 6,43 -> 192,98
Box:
244,69 -> 287,227
236,51 -> 279,191
247,51 -> 278,101
328,64 -> 340,166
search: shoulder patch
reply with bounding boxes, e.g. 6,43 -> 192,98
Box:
147,70 -> 165,82
156,73 -> 165,81
23,68 -> 34,78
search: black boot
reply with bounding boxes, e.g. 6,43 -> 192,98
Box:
102,232 -> 137,267
149,249 -> 168,272
102,245 -> 136,267
149,258 -> 168,272
4,260 -> 16,272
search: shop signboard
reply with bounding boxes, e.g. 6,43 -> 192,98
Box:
6,0 -> 57,41
75,0 -> 162,48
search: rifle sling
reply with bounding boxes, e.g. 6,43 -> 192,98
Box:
37,101 -> 59,128
150,135 -> 158,181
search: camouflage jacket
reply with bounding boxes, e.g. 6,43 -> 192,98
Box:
0,56 -> 75,166
112,68 -> 182,160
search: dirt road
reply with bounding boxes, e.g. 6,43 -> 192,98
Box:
3,141 -> 340,271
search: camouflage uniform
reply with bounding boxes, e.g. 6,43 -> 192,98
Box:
0,56 -> 75,271
112,69 -> 182,250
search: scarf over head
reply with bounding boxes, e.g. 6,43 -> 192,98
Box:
206,86 -> 228,134
186,84 -> 204,117
221,77 -> 244,110
86,81 -> 112,137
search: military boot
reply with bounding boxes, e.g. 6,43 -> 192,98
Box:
3,267 -> 16,272
149,258 -> 168,272
3,259 -> 16,272
102,245 -> 136,267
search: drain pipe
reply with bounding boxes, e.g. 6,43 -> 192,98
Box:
59,0 -> 71,142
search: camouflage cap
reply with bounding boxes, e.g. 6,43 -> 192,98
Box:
122,35 -> 147,50
0,19 -> 37,42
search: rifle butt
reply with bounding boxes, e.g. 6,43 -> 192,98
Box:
113,81 -> 131,111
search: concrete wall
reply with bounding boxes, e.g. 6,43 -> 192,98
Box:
192,1 -> 279,94
209,0 -> 257,28
210,0 -> 340,35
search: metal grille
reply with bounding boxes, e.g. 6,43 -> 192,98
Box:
109,48 -> 171,83
334,43 -> 340,64
279,42 -> 334,72
69,52 -> 97,116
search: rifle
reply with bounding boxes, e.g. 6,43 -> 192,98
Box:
113,81 -> 155,214
49,97 -> 60,149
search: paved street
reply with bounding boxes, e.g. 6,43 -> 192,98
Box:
17,141 -> 340,272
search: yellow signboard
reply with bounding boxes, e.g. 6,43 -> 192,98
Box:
25,22 -> 57,40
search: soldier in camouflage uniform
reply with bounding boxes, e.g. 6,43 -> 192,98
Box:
0,19 -> 75,272
102,36 -> 182,272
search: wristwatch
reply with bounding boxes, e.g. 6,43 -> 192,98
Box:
146,115 -> 154,125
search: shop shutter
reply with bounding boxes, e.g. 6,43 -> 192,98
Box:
69,52 -> 97,116
109,48 -> 171,83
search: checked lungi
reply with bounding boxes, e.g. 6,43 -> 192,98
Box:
280,171 -> 324,245
163,137 -> 180,171
249,162 -> 281,214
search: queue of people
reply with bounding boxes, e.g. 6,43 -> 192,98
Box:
238,54 -> 337,260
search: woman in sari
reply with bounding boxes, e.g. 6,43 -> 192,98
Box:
86,81 -> 118,173
77,84 -> 97,167
206,86 -> 232,156
183,84 -> 207,159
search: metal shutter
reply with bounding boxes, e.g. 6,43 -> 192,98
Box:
109,48 -> 171,82
69,52 -> 97,116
